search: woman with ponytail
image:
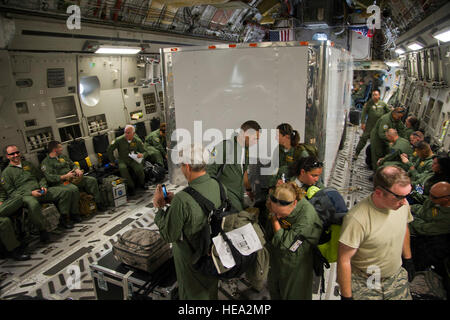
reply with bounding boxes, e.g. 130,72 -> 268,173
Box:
270,124 -> 309,186
265,181 -> 323,299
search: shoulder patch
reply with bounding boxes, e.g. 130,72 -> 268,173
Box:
0,177 -> 5,185
383,124 -> 389,130
41,165 -> 46,172
23,165 -> 31,171
59,158 -> 65,163
419,161 -> 425,167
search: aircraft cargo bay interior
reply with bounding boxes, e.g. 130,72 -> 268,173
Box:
0,0 -> 449,302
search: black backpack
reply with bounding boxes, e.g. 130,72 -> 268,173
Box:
143,161 -> 165,183
182,178 -> 257,279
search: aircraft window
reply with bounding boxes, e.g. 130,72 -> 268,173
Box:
80,76 -> 100,107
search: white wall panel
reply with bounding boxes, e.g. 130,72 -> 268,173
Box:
170,46 -> 308,149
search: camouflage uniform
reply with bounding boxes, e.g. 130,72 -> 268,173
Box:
351,267 -> 412,300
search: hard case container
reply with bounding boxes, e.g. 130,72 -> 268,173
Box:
89,249 -> 178,300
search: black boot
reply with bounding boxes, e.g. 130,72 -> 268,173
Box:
96,203 -> 108,212
40,230 -> 50,243
11,247 -> 31,261
60,216 -> 74,229
70,214 -> 82,223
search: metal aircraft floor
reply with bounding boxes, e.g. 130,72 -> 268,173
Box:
0,124 -> 373,300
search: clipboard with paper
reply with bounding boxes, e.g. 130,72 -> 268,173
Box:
129,151 -> 143,164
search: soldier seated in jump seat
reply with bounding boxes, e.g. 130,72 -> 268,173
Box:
0,169 -> 30,260
1,145 -> 74,235
107,125 -> 149,195
41,141 -> 106,213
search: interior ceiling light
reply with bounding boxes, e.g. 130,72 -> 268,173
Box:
386,61 -> 400,67
407,42 -> 424,51
95,46 -> 142,55
432,26 -> 450,42
395,48 -> 405,55
312,33 -> 328,41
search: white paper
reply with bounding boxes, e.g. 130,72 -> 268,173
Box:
212,223 -> 263,269
128,152 -> 143,164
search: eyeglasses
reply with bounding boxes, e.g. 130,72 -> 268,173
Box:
270,194 -> 294,206
379,185 -> 410,200
7,151 -> 20,156
430,193 -> 450,200
311,161 -> 323,168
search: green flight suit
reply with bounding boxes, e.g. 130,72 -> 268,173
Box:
355,100 -> 390,156
379,136 -> 413,170
143,144 -> 164,167
206,136 -> 248,211
154,174 -> 221,300
1,161 -> 72,230
269,145 -> 309,188
0,217 -> 21,252
408,156 -> 434,186
107,134 -> 147,191
145,129 -> 167,159
0,173 -> 23,220
410,199 -> 450,236
353,84 -> 367,102
404,128 -> 414,141
370,112 -> 406,170
40,154 -> 102,213
265,196 -> 323,299
291,177 -> 325,194
0,176 -> 23,252
409,150 -> 420,168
